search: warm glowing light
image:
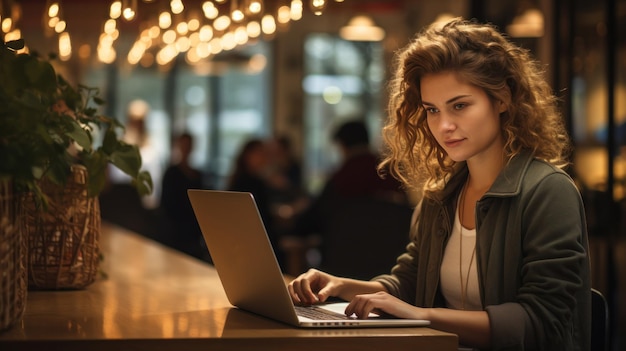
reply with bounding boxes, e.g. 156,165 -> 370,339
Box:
234,26 -> 248,45
54,20 -> 66,33
176,36 -> 191,52
196,41 -> 211,58
231,9 -> 245,22
202,1 -> 219,19
110,1 -> 122,19
149,25 -> 161,38
213,15 -> 231,31
47,17 -> 59,28
339,15 -> 385,42
261,14 -> 276,34
189,31 -> 200,46
122,0 -> 137,21
248,0 -> 263,14
170,0 -> 184,15
99,32 -> 118,47
48,3 -> 60,18
277,6 -> 291,24
309,0 -> 326,16
162,29 -> 177,44
159,11 -> 172,28
59,31 -> 72,60
176,21 -> 188,35
128,41 -> 147,64
199,25 -> 213,41
188,18 -> 200,31
157,44 -> 179,65
2,18 -> 13,33
4,29 -> 21,41
221,31 -> 236,50
186,47 -> 200,64
290,0 -> 303,21
506,9 -> 544,38
98,44 -> 116,64
246,21 -> 261,38
209,37 -> 222,54
123,7 -> 136,21
104,19 -> 117,34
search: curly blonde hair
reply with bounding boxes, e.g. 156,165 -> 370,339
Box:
378,18 -> 571,192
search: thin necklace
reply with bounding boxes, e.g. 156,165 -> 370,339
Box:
459,178 -> 476,310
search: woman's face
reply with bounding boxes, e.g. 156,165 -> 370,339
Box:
421,71 -> 506,165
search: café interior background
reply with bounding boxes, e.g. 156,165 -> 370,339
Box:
2,0 -> 625,349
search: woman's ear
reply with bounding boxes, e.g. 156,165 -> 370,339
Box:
498,100 -> 508,114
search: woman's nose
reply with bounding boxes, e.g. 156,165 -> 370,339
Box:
437,113 -> 456,132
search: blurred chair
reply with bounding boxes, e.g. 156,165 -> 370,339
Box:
317,196 -> 413,281
591,288 -> 609,351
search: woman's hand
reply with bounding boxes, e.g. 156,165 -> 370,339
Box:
288,268 -> 341,305
345,291 -> 427,320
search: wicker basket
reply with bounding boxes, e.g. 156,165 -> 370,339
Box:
22,165 -> 101,290
0,179 -> 27,332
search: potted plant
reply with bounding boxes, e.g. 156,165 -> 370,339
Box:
0,36 -> 152,314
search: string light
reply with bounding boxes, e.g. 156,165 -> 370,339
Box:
170,0 -> 184,15
309,0 -> 326,16
91,0 -> 345,66
122,0 -> 137,21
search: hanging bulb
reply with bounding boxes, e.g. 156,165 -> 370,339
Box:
290,0 -> 303,21
247,0 -> 263,15
159,11 -> 172,29
202,1 -> 219,20
170,0 -> 184,15
47,2 -> 60,17
109,1 -> 122,19
231,0 -> 244,23
58,31 -> 71,60
309,0 -> 326,16
122,0 -> 137,21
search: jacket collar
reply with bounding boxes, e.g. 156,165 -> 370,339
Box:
428,150 -> 535,203
485,150 -> 534,197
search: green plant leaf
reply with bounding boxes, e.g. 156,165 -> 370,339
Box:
80,150 -> 108,196
1,43 -> 152,205
109,143 -> 142,178
5,39 -> 25,51
133,171 -> 154,196
23,58 -> 57,94
101,127 -> 118,155
66,120 -> 92,152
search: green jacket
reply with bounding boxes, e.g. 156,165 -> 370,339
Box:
373,152 -> 591,351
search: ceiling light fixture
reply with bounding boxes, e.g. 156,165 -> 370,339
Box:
339,15 -> 385,42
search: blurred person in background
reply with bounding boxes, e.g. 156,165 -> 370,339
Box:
160,132 -> 209,261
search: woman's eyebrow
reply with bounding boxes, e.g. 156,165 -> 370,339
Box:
422,94 -> 472,106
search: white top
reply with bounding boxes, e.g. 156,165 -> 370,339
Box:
440,198 -> 482,311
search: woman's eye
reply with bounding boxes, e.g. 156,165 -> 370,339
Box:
453,103 -> 466,110
425,107 -> 438,114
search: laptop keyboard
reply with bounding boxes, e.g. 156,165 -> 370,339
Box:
295,306 -> 351,320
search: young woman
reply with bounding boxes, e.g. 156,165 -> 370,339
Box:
288,18 -> 590,351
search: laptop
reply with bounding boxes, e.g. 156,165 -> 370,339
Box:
187,189 -> 430,328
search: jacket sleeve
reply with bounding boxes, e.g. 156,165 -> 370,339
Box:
487,171 -> 589,351
371,203 -> 421,303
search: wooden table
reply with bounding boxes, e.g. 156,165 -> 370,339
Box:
0,223 -> 458,351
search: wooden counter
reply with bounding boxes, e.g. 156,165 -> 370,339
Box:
0,223 -> 458,351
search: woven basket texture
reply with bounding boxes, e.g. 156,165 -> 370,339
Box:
22,166 -> 101,290
0,179 -> 27,331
